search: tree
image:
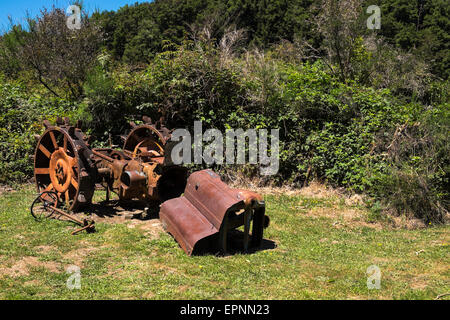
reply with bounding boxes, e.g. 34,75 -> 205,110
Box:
9,6 -> 102,99
377,0 -> 449,79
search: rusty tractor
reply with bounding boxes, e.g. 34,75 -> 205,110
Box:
32,116 -> 270,255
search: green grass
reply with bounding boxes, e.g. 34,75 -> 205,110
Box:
0,185 -> 448,300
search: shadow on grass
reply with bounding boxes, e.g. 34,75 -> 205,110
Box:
86,199 -> 160,220
190,229 -> 277,257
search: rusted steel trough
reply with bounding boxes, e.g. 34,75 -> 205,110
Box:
160,170 -> 269,255
32,117 -> 270,255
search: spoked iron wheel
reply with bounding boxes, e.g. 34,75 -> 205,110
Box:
30,191 -> 59,221
123,122 -> 171,159
34,124 -> 95,211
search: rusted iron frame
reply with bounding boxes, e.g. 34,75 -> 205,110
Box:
91,149 -> 115,163
91,149 -> 122,201
218,200 -> 265,253
71,221 -> 95,235
48,203 -> 95,234
160,170 -> 268,255
122,149 -> 134,158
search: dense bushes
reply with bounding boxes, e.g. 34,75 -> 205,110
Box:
91,0 -> 449,80
77,43 -> 448,222
0,2 -> 448,223
0,80 -> 76,183
371,105 -> 449,222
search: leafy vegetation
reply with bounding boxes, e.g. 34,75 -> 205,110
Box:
0,0 -> 448,222
0,80 -> 77,183
90,0 -> 449,80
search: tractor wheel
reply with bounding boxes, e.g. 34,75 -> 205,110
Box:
34,121 -> 96,211
123,121 -> 171,159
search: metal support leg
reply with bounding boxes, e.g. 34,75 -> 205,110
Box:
106,186 -> 110,202
251,205 -> 265,247
219,216 -> 228,254
243,208 -> 252,252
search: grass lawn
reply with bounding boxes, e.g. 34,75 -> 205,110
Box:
0,184 -> 448,300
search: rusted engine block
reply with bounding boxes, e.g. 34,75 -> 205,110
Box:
33,116 -> 269,255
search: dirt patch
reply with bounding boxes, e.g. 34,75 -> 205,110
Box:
391,216 -> 426,230
347,295 -> 368,300
371,257 -> 392,265
127,220 -> 164,240
24,279 -> 42,286
307,207 -> 383,230
34,245 -> 58,254
296,182 -> 343,199
63,246 -> 99,267
143,291 -> 156,299
64,200 -> 165,240
0,185 -> 14,196
66,201 -> 155,226
318,238 -> 340,245
307,207 -> 362,220
0,256 -> 62,278
410,277 -> 429,290
213,180 -> 436,230
232,181 -> 342,200
344,194 -> 365,206
153,263 -> 179,275
233,181 -> 371,214
65,212 -> 131,225
50,200 -> 164,239
178,285 -> 189,292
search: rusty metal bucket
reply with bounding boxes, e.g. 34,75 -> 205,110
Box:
159,170 -> 269,255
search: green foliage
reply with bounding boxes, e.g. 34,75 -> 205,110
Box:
377,0 -> 450,79
81,41 -> 248,142
82,65 -> 147,142
75,41 -> 450,221
90,0 -> 449,81
145,43 -> 247,128
0,80 -> 76,183
370,104 -> 450,222
0,1 -> 448,222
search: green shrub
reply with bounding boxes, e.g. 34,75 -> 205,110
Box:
1,43 -> 448,222
0,80 -> 76,183
371,104 -> 449,222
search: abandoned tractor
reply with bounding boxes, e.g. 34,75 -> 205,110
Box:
32,116 -> 270,255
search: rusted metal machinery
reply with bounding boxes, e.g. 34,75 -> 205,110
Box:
160,170 -> 269,255
32,116 -> 269,254
30,190 -> 95,235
